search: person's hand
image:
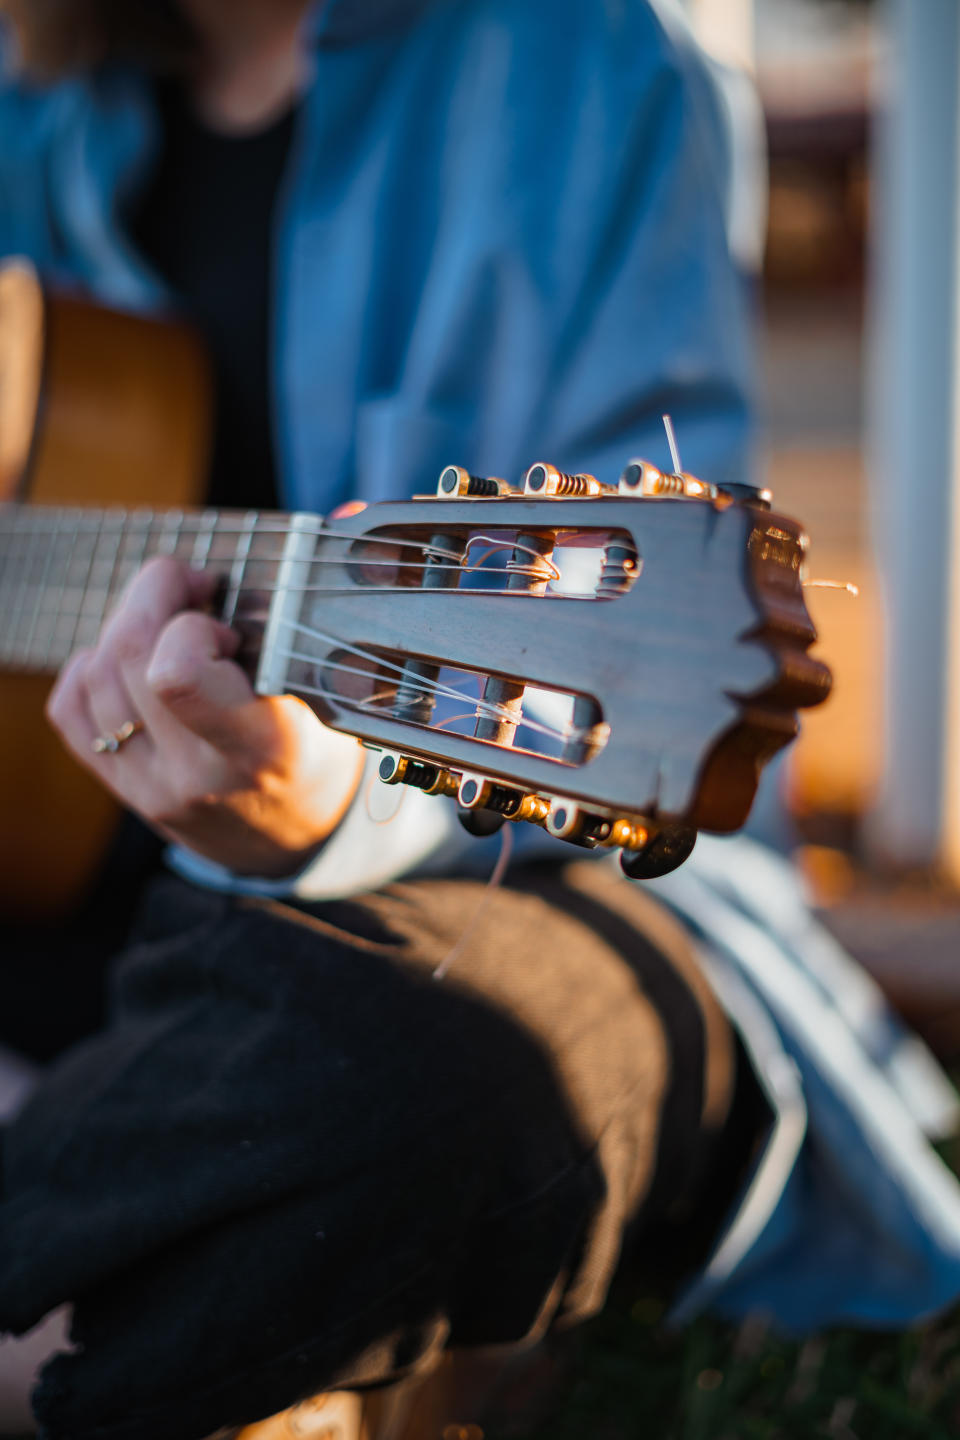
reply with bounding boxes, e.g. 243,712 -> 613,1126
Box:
46,557 -> 364,876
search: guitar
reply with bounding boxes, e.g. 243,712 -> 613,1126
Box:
0,259 -> 831,917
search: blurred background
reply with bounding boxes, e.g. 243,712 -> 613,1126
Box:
683,0 -> 960,1043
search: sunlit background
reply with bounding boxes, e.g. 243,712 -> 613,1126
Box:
688,0 -> 959,893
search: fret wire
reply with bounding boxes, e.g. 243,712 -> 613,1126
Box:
0,513 -> 17,665
21,509 -> 50,659
21,508 -> 60,664
223,511 -> 258,626
43,509 -> 79,669
0,511 -> 13,663
93,511 -> 127,644
5,508 -> 38,661
191,510 -> 218,571
149,514 -> 167,569
65,513 -> 103,659
130,509 -> 154,572
157,510 -> 185,557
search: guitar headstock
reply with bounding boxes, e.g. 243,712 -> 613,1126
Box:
251,458 -> 831,878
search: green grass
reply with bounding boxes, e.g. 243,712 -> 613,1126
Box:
482,1038 -> 960,1440
487,1295 -> 960,1440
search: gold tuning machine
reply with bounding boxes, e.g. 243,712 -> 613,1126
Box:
457,773 -> 550,825
617,458 -> 716,501
437,465 -> 514,498
523,463 -> 616,498
377,751 -> 459,797
545,799 -> 649,851
544,798 -> 697,876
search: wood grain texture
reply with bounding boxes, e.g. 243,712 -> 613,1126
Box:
0,275 -> 210,921
276,495 -> 830,832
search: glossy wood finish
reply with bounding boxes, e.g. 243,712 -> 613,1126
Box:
276,495 -> 831,831
0,264 -> 210,920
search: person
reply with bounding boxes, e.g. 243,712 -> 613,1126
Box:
4,3 -> 960,1439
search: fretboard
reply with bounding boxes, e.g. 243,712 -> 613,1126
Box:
0,502 -> 286,674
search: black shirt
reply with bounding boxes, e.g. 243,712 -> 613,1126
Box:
131,85 -> 298,510
0,91 -> 301,1064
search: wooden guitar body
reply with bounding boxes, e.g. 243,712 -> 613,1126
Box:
0,259 -> 210,919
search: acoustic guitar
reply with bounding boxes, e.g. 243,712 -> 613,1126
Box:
0,258 -> 831,921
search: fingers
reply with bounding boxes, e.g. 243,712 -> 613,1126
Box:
47,558 -> 231,771
100,558 -> 214,667
46,649 -> 99,760
142,611 -> 264,759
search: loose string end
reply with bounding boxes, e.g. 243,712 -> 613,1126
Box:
433,824 -> 514,982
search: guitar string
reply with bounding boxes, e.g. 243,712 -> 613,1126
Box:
0,540 -> 569,583
0,512 -> 585,591
0,549 -> 588,658
0,518 -> 604,672
0,507 -> 603,637
272,634 -> 583,745
0,514 -> 515,554
286,674 -> 573,749
280,659 -> 577,747
0,558 -> 595,662
0,531 -> 591,746
433,824 -> 514,983
0,541 -> 566,588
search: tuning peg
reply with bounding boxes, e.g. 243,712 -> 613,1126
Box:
377,751 -> 459,796
545,800 -> 612,846
458,773 -> 550,825
456,805 -> 508,837
618,459 -> 663,496
618,458 -> 715,501
523,463 -> 614,498
546,799 -> 651,850
458,773 -> 517,813
437,465 -> 513,497
619,823 -> 696,879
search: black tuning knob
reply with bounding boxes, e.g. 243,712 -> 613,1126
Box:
620,824 -> 697,879
456,805 -> 507,837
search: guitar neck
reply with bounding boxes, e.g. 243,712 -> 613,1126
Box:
0,502 -> 285,675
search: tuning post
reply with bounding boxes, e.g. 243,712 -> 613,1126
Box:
392,528 -> 463,723
458,773 -> 550,825
378,751 -> 459,797
596,540 -> 641,599
523,463 -> 615,498
437,465 -> 515,498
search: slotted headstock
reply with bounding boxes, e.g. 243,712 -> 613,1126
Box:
252,460 -> 831,877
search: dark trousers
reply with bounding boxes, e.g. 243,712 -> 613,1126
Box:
0,861 -> 739,1440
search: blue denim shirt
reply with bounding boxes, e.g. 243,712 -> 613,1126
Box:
0,0 -> 753,517
0,0 -> 758,898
